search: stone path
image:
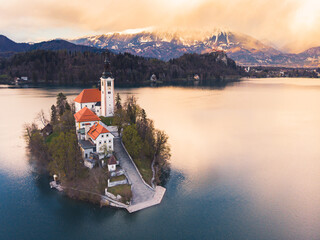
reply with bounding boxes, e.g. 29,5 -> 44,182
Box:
113,138 -> 155,205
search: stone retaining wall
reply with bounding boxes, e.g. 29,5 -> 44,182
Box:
108,179 -> 128,187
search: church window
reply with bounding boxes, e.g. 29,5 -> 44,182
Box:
107,81 -> 111,86
108,91 -> 111,94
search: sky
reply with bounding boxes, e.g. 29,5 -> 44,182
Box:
0,0 -> 320,53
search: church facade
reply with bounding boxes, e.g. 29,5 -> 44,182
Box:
73,55 -> 116,168
74,57 -> 115,117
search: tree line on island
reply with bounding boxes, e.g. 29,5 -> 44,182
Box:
25,92 -> 170,204
113,94 -> 171,186
0,49 -> 244,85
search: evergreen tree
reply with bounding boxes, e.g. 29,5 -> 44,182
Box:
115,93 -> 122,110
50,105 -> 57,124
125,96 -> 139,124
65,101 -> 71,111
56,92 -> 67,116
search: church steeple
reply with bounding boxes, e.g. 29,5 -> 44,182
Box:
102,52 -> 112,78
100,52 -> 115,117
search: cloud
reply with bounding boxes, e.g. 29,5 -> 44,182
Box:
0,0 -> 319,52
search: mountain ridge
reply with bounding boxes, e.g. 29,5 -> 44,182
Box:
1,32 -> 320,67
70,30 -> 320,67
0,35 -> 100,57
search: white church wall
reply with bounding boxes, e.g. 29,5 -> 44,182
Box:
75,120 -> 100,131
101,77 -> 114,117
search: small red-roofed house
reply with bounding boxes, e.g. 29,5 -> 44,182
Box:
74,89 -> 102,115
87,122 -> 114,158
107,155 -> 117,172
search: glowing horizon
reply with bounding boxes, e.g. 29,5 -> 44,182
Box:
0,0 -> 320,53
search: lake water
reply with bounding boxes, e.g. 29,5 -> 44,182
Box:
0,78 -> 320,240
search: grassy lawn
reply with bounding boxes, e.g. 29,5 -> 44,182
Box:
45,131 -> 59,144
110,174 -> 126,182
107,184 -> 132,203
133,157 -> 153,186
100,116 -> 114,126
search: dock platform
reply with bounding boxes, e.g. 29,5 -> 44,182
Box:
127,186 -> 166,213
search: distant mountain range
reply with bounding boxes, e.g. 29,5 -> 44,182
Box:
1,31 -> 320,67
70,30 -> 320,67
0,35 -> 100,57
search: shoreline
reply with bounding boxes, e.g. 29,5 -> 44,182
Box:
49,136 -> 166,213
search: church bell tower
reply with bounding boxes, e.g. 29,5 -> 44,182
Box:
101,54 -> 114,117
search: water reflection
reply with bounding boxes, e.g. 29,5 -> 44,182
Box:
0,86 -> 80,176
1,79 -> 320,239
117,79 -> 320,239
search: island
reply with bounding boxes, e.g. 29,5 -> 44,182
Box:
25,56 -> 170,213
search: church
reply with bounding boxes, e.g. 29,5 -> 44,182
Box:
73,56 -> 116,168
74,57 -> 115,117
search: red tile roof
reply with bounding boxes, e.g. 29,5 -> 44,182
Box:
108,155 -> 117,165
74,89 -> 101,103
74,107 -> 101,122
88,122 -> 110,140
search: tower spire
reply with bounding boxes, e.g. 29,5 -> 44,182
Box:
102,52 -> 112,78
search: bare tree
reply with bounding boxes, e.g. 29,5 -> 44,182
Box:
36,110 -> 49,127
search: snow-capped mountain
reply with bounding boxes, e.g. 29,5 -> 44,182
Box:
70,29 -> 281,65
70,29 -> 320,67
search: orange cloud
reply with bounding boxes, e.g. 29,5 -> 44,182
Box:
0,0 -> 319,52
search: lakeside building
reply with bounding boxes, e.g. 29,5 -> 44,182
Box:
73,56 -> 116,168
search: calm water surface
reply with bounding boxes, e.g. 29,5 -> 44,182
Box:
0,78 -> 320,240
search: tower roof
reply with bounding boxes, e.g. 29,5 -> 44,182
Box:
74,107 -> 101,122
74,89 -> 101,103
87,122 -> 110,140
102,53 -> 113,78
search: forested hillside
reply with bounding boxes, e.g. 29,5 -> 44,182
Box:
0,50 -> 244,85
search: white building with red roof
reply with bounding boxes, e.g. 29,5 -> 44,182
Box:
107,155 -> 117,172
74,56 -> 116,167
74,107 -> 101,140
74,57 -> 115,117
88,122 -> 114,153
78,122 -> 114,162
74,89 -> 102,115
